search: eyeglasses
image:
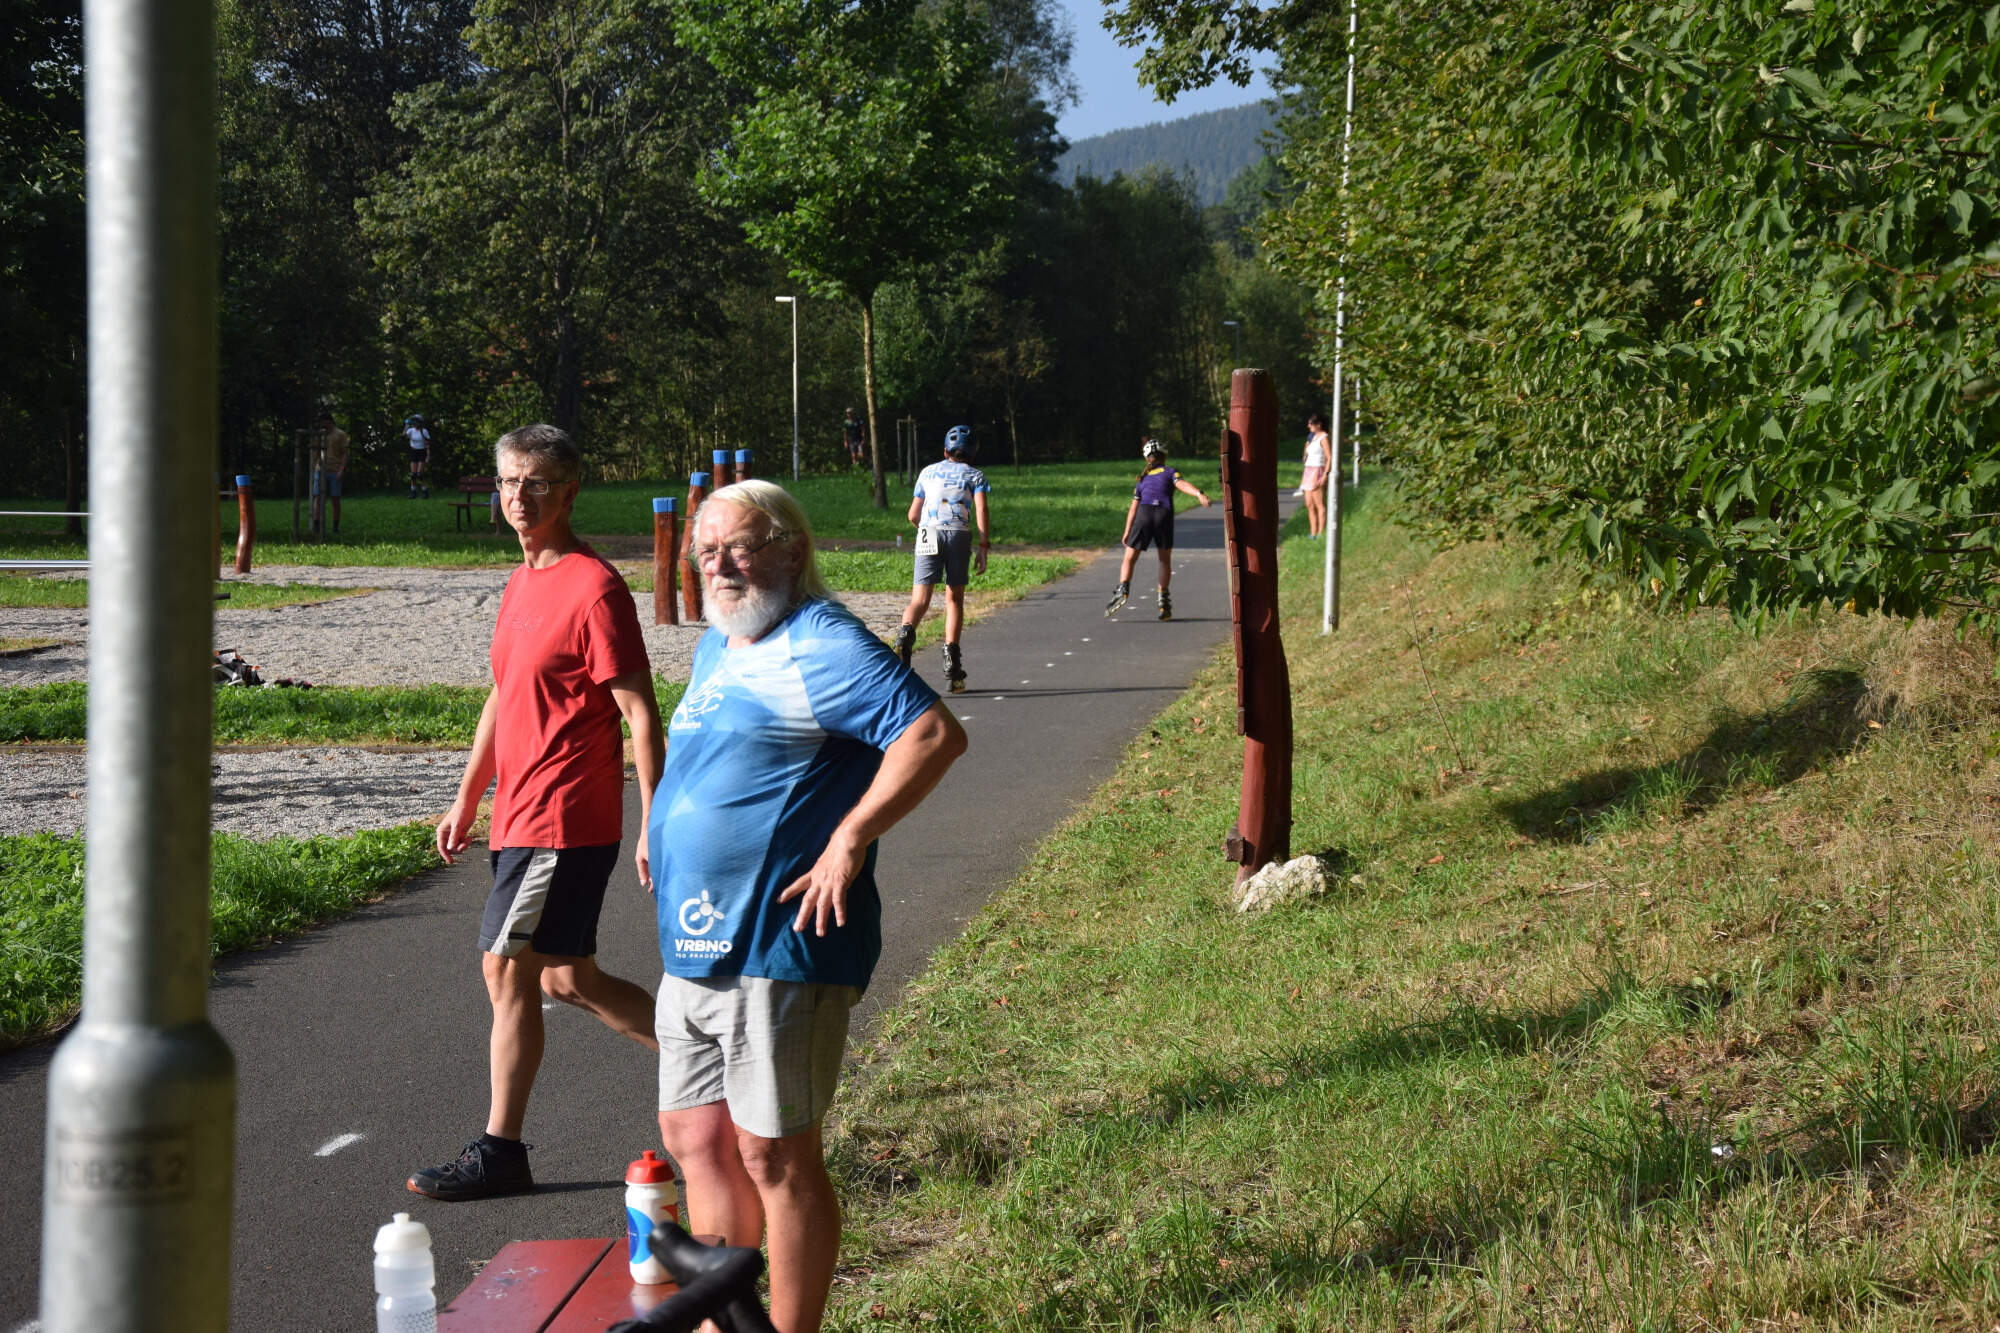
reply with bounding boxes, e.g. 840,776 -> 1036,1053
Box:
496,476 -> 569,495
693,531 -> 792,566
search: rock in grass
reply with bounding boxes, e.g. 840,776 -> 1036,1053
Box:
1232,854 -> 1332,913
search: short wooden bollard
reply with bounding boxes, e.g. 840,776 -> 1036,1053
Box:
712,448 -> 734,490
233,474 -> 255,575
681,471 -> 709,623
734,448 -> 753,482
652,498 -> 680,626
1219,369 -> 1292,884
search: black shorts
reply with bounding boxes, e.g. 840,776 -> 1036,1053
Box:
480,844 -> 620,958
1124,504 -> 1174,553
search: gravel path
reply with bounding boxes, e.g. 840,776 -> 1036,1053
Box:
0,563 -> 912,839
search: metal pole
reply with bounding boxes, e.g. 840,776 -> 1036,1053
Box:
43,0 -> 236,1327
1321,0 -> 1358,636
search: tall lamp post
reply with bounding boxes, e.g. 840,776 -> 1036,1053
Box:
775,295 -> 799,479
1223,318 -> 1242,364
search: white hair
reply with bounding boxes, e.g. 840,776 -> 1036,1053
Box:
696,479 -> 831,602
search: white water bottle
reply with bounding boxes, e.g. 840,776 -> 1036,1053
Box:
625,1150 -> 680,1284
374,1211 -> 437,1333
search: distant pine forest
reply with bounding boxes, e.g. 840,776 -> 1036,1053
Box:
1059,102 -> 1276,205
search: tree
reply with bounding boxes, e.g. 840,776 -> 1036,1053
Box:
677,0 -> 1019,508
364,0 -> 731,446
0,0 -> 84,523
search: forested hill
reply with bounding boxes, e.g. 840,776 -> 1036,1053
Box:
1059,102 -> 1274,205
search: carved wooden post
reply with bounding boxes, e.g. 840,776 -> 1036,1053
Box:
232,474 -> 254,575
1219,369 -> 1292,884
712,447 -> 734,490
681,471 -> 708,623
653,498 -> 680,626
734,448 -> 753,482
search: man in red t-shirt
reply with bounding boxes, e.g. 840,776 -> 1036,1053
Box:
408,423 -> 666,1202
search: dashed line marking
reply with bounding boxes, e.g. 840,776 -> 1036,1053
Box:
315,1132 -> 365,1157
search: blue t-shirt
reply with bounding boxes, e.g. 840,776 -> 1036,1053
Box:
650,597 -> 940,989
914,459 -> 989,531
1134,466 -> 1179,508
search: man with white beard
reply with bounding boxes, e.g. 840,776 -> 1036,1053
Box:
647,479 -> 966,1332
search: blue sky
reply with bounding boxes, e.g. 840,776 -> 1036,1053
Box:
1055,0 -> 1273,142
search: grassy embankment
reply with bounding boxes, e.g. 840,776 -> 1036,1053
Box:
819,479 -> 2000,1329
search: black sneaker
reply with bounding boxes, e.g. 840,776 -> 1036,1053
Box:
407,1137 -> 533,1201
1105,582 -> 1129,617
1158,591 -> 1173,622
892,623 -> 916,668
943,643 -> 966,694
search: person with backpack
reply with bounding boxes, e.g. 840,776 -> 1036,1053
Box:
1106,438 -> 1211,621
891,425 -> 989,693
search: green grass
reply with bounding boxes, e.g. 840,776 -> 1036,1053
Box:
0,678 -> 686,744
819,476 -> 2000,1329
0,459 -> 1298,568
0,681 -> 490,744
0,825 -> 442,1048
0,573 -> 370,609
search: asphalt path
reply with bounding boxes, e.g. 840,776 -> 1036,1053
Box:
0,497 -> 1272,1331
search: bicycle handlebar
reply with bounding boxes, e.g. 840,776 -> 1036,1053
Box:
605,1221 -> 779,1333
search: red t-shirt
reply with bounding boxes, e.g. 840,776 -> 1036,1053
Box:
488,546 -> 651,848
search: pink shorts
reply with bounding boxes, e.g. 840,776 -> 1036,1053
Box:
1301,466 -> 1328,492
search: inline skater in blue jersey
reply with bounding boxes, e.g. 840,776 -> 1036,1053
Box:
1106,438 -> 1211,620
649,479 -> 966,1333
891,425 -> 990,692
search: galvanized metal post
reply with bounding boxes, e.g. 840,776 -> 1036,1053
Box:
42,0 -> 237,1327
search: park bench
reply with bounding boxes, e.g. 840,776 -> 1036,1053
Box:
450,476 -> 501,533
437,1237 -> 673,1332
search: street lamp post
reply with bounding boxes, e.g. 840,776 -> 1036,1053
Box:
1223,319 -> 1242,364
775,295 -> 798,480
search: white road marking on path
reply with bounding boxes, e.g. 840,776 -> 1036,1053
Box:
1064,651 -> 1073,656
1045,663 -> 1054,667
315,1132 -> 365,1157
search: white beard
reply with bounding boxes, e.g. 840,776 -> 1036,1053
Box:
704,575 -> 796,640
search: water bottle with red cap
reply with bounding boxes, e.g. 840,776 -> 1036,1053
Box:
624,1149 -> 680,1284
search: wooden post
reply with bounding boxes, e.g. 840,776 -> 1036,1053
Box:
681,471 -> 709,623
652,498 -> 679,626
233,474 -> 255,574
1219,369 -> 1292,884
712,448 -> 734,490
734,448 -> 753,482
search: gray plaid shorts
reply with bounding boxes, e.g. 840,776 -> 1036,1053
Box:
655,974 -> 860,1139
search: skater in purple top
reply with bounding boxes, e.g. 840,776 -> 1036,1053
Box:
1105,438 -> 1210,621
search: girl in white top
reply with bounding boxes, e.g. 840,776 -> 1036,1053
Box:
1301,412 -> 1330,538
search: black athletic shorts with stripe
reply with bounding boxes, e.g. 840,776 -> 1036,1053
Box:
479,844 -> 620,958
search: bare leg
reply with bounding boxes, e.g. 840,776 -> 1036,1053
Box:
737,1123 -> 840,1333
482,950 -> 545,1140
901,583 -> 933,631
540,956 -> 659,1050
1157,548 -> 1172,592
659,1103 -> 765,1248
1117,546 -> 1141,585
943,585 -> 965,643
